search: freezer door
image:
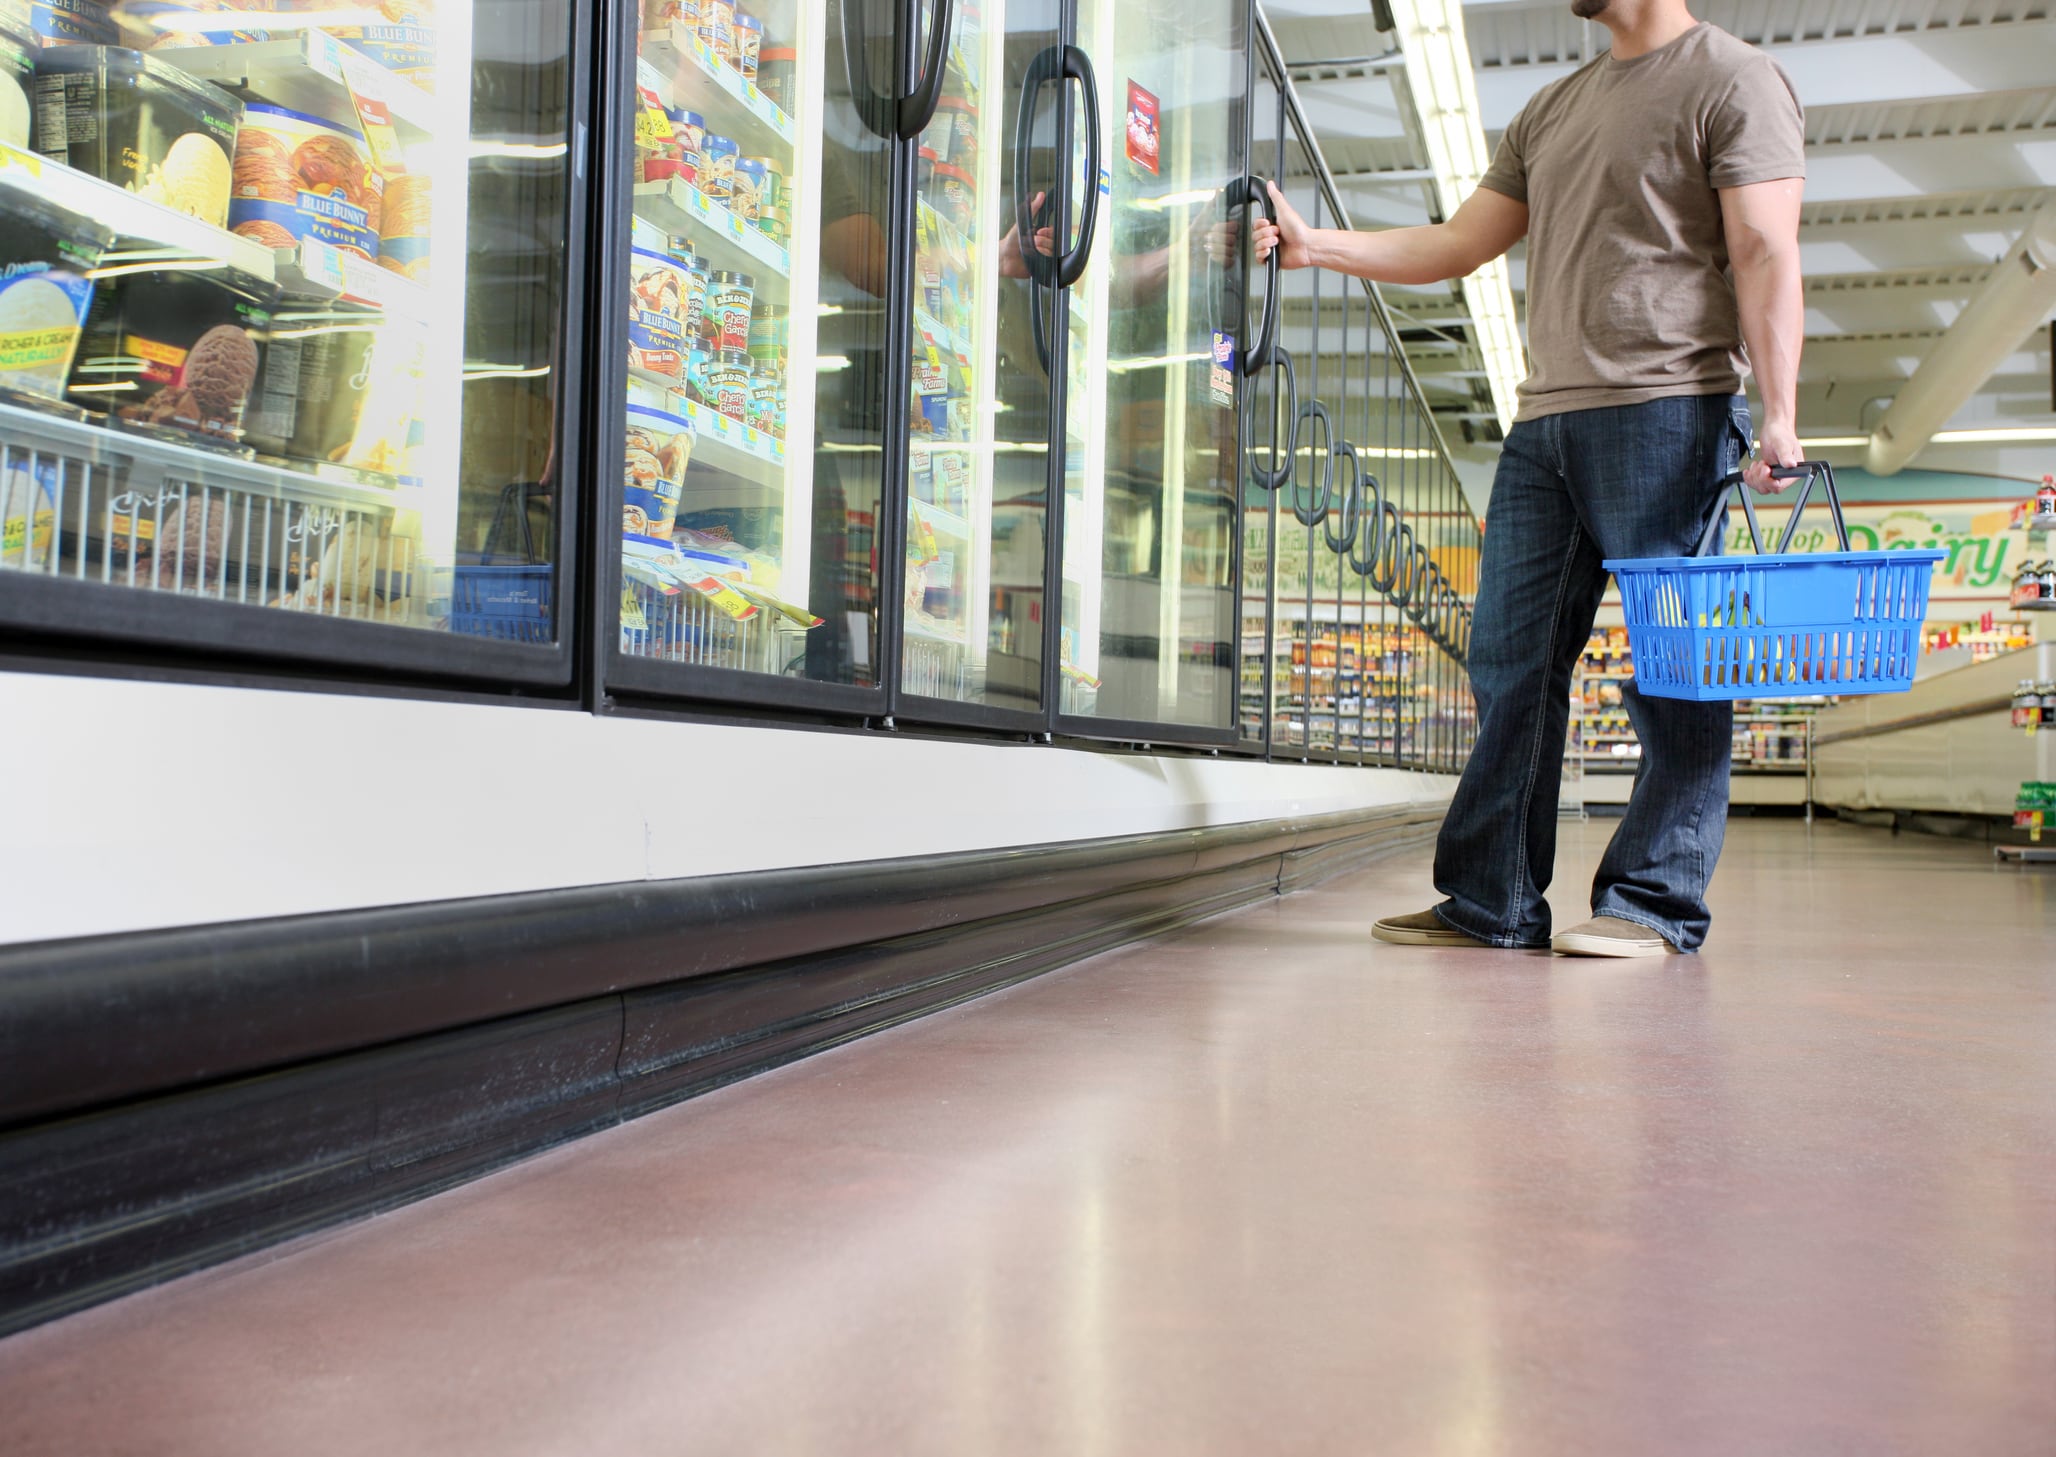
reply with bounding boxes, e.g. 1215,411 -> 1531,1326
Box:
1055,0 -> 1246,737
893,0 -> 1066,716
615,0 -> 899,698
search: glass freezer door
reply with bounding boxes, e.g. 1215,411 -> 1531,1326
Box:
897,0 -> 1064,716
616,0 -> 895,692
1056,0 -> 1245,735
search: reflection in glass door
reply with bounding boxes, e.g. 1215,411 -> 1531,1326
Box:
1056,0 -> 1245,734
616,0 -> 895,691
898,0 -> 1064,715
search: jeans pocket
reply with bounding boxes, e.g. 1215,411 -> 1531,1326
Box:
1725,399 -> 1754,475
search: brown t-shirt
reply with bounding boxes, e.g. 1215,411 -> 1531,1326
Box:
1478,23 -> 1805,421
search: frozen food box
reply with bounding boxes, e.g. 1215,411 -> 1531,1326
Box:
229,103 -> 383,260
281,0 -> 436,92
70,264 -> 276,450
111,0 -> 278,48
32,45 -> 242,227
0,10 -> 33,148
623,403 -> 693,542
0,452 -> 58,568
628,245 -> 689,386
27,0 -> 120,48
0,187 -> 111,409
377,171 -> 428,280
282,313 -> 426,477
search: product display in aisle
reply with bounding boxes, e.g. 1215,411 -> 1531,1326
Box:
618,0 -> 888,684
1573,628 -> 1827,774
0,0 -> 573,648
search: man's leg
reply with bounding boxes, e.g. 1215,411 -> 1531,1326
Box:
1427,416 -> 1610,948
1564,394 -> 1750,951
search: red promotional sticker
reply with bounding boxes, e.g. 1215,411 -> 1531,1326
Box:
1126,81 -> 1160,175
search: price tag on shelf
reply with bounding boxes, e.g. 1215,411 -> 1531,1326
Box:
636,85 -> 674,146
621,585 -> 649,632
337,43 -> 411,168
686,576 -> 760,622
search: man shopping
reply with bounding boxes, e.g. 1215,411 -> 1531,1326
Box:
1254,0 -> 1806,957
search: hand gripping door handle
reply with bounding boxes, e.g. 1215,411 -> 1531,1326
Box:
1012,48 -> 1064,289
1244,347 -> 1297,493
1024,191 -> 1060,375
1223,176 -> 1280,376
1694,460 -> 1849,557
1325,442 -> 1363,557
1290,400 -> 1334,528
842,0 -> 954,140
1056,45 -> 1102,288
1347,469 -> 1385,578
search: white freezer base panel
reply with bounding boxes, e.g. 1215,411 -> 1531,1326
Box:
0,673 -> 1455,946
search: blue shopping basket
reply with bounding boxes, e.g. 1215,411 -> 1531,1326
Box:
1603,461 -> 1946,701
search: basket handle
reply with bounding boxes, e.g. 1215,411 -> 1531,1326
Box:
1695,461 -> 1849,558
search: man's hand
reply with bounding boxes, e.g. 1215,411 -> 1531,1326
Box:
1745,419 -> 1803,494
997,191 -> 1057,280
1251,181 -> 1315,269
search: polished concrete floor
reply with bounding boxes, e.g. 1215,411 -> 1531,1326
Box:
1,819 -> 2051,1455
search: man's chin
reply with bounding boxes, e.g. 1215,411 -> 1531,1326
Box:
1571,0 -> 1610,16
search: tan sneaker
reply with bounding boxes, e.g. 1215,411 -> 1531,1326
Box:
1372,908 -> 1487,948
1551,916 -> 1678,958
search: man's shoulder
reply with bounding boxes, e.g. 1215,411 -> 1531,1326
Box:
1685,22 -> 1790,83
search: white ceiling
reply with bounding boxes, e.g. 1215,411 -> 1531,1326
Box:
1262,0 -> 2056,454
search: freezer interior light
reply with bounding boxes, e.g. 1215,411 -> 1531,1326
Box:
1393,0 -> 1524,435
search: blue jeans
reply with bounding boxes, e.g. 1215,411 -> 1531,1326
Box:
1433,393 -> 1750,951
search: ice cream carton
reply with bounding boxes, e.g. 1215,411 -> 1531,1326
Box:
31,45 -> 242,227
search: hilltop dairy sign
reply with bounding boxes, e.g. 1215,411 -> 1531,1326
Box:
1719,499 -> 2025,603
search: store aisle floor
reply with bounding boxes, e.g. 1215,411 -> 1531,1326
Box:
1,820 -> 2051,1456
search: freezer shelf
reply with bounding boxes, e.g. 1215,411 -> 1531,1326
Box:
638,31 -> 797,151
632,179 -> 793,282
161,28 -> 438,136
0,141 -> 273,284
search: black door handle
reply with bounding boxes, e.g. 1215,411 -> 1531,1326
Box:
1326,442 -> 1362,556
1224,176 -> 1279,376
899,0 -> 954,138
1056,46 -> 1101,287
842,0 -> 950,140
1368,500 -> 1403,595
1011,47 -> 1069,288
1347,470 -> 1384,578
1290,400 -> 1333,528
1245,347 -> 1296,492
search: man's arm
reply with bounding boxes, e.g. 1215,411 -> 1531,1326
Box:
1252,183 -> 1527,286
1721,177 -> 1805,493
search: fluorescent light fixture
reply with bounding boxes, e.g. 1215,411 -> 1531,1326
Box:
817,304 -> 845,317
1391,0 -> 1524,435
1799,427 -> 2056,449
463,365 -> 553,381
816,355 -> 851,372
1932,425 -> 2056,444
